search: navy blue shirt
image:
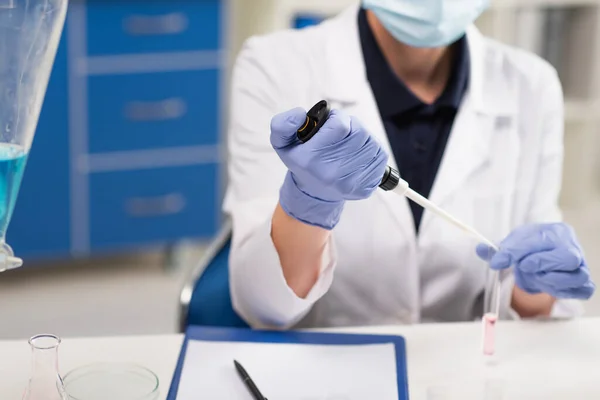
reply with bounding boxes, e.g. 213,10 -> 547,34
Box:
358,9 -> 470,233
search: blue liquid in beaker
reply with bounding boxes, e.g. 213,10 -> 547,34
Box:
0,143 -> 27,238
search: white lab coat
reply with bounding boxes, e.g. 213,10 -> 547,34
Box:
223,6 -> 582,329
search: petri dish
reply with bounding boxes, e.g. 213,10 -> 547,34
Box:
63,362 -> 159,400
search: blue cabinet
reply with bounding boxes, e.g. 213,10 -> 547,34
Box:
87,69 -> 220,153
89,164 -> 218,250
86,0 -> 221,55
294,14 -> 325,29
9,0 -> 224,260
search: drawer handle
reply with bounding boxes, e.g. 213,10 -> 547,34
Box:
125,193 -> 187,218
123,13 -> 188,36
124,98 -> 187,122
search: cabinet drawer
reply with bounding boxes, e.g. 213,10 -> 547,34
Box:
87,69 -> 219,153
86,0 -> 221,55
90,164 -> 219,249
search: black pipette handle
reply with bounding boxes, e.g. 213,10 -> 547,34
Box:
296,100 -> 330,143
296,100 -> 400,191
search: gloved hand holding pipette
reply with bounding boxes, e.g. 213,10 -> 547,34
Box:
476,223 -> 595,300
271,107 -> 388,230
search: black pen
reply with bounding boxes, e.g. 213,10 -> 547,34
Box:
234,359 -> 268,400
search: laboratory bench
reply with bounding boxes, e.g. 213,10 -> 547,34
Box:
9,0 -> 228,260
2,318 -> 600,399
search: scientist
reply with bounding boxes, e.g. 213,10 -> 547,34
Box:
223,0 -> 595,328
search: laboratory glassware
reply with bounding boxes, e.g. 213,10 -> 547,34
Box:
0,0 -> 68,272
22,334 -> 68,400
483,250 -> 501,356
299,100 -> 503,356
63,362 -> 160,400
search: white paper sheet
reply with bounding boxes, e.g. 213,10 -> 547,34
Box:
176,340 -> 399,400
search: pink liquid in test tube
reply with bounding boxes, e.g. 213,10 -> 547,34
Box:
482,313 -> 497,356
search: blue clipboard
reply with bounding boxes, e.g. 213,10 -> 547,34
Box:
167,326 -> 409,399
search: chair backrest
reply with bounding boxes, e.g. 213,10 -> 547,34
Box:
182,225 -> 249,329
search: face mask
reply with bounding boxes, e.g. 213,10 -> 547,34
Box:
362,0 -> 489,48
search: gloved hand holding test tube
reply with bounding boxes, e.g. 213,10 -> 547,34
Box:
297,100 -> 502,356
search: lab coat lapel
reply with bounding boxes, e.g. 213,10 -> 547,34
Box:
420,27 -> 518,234
426,97 -> 495,209
322,6 -> 416,243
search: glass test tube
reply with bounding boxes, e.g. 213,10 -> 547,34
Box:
483,243 -> 501,357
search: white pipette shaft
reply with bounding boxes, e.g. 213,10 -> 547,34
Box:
393,185 -> 501,315
400,187 -> 495,248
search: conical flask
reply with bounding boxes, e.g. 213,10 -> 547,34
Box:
23,334 -> 68,400
0,0 -> 68,272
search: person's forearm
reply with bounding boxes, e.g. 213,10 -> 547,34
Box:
511,286 -> 556,318
271,202 -> 330,299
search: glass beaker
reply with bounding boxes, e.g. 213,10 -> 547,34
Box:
23,334 -> 68,400
0,0 -> 68,272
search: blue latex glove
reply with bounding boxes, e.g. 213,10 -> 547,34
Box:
476,223 -> 595,300
270,108 -> 388,230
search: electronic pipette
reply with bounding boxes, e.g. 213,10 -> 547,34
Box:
298,100 -> 502,354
